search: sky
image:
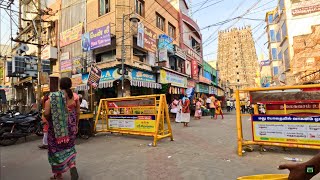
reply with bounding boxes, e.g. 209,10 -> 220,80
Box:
0,0 -> 277,60
191,0 -> 277,61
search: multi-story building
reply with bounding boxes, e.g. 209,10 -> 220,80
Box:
217,26 -> 259,91
265,0 -> 320,85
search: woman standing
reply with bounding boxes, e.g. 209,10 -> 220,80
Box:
44,77 -> 80,180
169,97 -> 179,122
181,95 -> 191,127
175,99 -> 182,123
194,98 -> 202,120
214,99 -> 224,119
209,95 -> 216,119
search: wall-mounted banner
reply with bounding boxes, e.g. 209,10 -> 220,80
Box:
60,23 -> 83,47
137,22 -> 144,48
160,69 -> 187,88
191,60 -> 199,80
144,26 -> 157,52
159,48 -> 168,62
158,34 -> 174,53
252,115 -> 320,145
196,84 -> 209,93
108,115 -> 156,132
173,45 -> 186,60
71,74 -> 82,88
82,24 -> 111,52
72,57 -> 82,75
291,0 -> 320,16
60,59 -> 72,72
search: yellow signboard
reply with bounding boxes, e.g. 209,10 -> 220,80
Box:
94,94 -> 173,146
60,23 -> 83,47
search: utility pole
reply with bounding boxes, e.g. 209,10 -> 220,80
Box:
37,0 -> 42,111
121,14 -> 125,97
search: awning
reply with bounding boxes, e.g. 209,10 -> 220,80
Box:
131,80 -> 162,89
75,84 -> 89,91
99,81 -> 114,88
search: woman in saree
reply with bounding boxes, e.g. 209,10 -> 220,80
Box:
214,99 -> 224,119
44,77 -> 80,180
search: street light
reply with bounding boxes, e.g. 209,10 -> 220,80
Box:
121,13 -> 140,97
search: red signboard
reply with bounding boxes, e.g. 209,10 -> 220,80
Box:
191,60 -> 199,80
187,80 -> 196,88
144,26 -> 157,53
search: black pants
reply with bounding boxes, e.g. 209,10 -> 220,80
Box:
227,106 -> 231,112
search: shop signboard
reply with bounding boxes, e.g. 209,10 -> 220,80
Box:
173,45 -> 186,60
252,115 -> 320,145
158,34 -> 174,53
187,80 -> 196,88
108,115 -> 156,132
144,26 -> 157,52
60,59 -> 72,72
160,69 -> 187,88
100,68 -> 120,82
191,60 -> 199,80
199,75 -> 212,84
89,24 -> 111,50
196,84 -> 209,93
185,60 -> 191,76
187,48 -> 201,62
81,33 -> 91,52
82,73 -> 89,84
41,45 -> 57,60
131,69 -> 156,82
60,23 -> 83,47
291,0 -> 320,16
137,22 -> 144,48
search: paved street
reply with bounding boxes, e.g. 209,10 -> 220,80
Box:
1,111 -> 319,180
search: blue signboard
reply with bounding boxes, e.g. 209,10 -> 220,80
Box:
158,34 -> 174,53
131,69 -> 156,82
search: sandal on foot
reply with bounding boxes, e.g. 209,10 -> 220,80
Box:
50,175 -> 63,180
70,167 -> 79,180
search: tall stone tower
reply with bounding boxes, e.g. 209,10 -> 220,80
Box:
217,26 -> 259,90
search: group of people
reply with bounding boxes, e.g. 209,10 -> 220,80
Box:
170,95 -> 224,126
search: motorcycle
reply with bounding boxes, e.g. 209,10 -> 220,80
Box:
0,111 -> 43,146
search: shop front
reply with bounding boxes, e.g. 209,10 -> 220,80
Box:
159,69 -> 187,102
75,67 -> 161,100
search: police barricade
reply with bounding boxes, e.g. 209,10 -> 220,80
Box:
236,84 -> 320,156
94,94 -> 173,146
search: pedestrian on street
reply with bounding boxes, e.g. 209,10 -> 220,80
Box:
175,99 -> 182,123
44,77 -> 79,180
181,95 -> 190,127
209,95 -> 216,119
226,99 -> 231,112
169,97 -> 179,122
214,99 -> 224,119
38,92 -> 49,149
194,98 -> 202,120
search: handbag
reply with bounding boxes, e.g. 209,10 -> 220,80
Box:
170,107 -> 178,113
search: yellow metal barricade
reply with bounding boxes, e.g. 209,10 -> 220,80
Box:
237,174 -> 288,180
236,84 -> 320,156
94,94 -> 173,146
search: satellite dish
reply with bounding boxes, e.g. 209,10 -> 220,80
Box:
21,0 -> 32,5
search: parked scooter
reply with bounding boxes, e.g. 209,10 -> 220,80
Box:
0,111 -> 43,146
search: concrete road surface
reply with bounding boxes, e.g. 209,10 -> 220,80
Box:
1,111 -> 319,180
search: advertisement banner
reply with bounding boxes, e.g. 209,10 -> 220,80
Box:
291,0 -> 320,16
81,32 -> 91,52
107,99 -> 155,108
89,24 -> 111,50
137,22 -> 144,48
196,84 -> 209,93
60,23 -> 83,47
199,75 -> 212,84
72,57 -> 82,75
185,60 -> 191,76
160,69 -> 187,88
71,74 -> 82,88
87,65 -> 102,88
108,115 -> 156,132
187,80 -> 196,88
252,115 -> 320,145
191,60 -> 199,80
132,69 -> 156,82
60,59 -> 72,72
158,34 -> 174,53
159,48 -> 168,61
144,26 -> 157,52
266,103 -> 320,115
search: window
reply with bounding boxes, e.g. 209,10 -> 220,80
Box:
273,66 -> 279,75
168,23 -> 176,38
268,14 -> 273,24
99,0 -> 110,16
236,65 -> 239,68
270,30 -> 275,42
284,48 -> 289,70
281,23 -> 287,38
191,37 -> 201,54
96,50 -> 116,63
135,0 -> 144,17
271,48 -> 277,60
237,79 -> 240,82
237,72 -> 239,75
133,48 -> 147,63
276,31 -> 281,42
156,13 -> 165,31
278,51 -> 283,61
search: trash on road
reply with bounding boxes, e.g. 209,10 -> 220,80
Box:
168,156 -> 172,159
148,143 -> 153,147
284,157 -> 302,162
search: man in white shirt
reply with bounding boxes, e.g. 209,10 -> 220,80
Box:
79,94 -> 88,111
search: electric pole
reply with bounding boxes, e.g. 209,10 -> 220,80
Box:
37,0 -> 42,111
